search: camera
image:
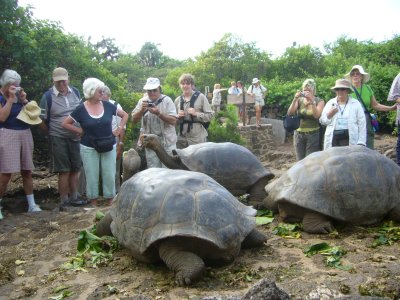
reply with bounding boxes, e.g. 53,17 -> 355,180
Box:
147,102 -> 155,107
300,92 -> 306,97
15,87 -> 22,101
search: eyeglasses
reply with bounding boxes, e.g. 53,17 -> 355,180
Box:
350,72 -> 361,77
147,89 -> 158,93
335,88 -> 348,91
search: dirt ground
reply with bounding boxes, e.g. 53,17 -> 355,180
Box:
0,133 -> 399,300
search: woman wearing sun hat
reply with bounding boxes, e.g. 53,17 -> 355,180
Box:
0,69 -> 42,219
319,78 -> 366,150
247,78 -> 267,127
345,65 -> 396,149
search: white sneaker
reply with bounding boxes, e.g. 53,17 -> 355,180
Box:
0,207 -> 3,220
28,205 -> 42,212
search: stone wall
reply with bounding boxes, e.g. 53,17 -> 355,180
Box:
238,124 -> 277,162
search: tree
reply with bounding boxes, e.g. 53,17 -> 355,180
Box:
138,42 -> 163,67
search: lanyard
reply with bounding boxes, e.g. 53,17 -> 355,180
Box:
337,97 -> 348,116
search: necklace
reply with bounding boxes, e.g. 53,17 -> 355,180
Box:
337,96 -> 348,116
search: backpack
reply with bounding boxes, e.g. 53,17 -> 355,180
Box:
179,91 -> 210,134
44,86 -> 80,128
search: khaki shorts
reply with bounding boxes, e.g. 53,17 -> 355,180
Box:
49,136 -> 82,173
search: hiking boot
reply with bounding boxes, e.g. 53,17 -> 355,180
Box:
28,205 -> 42,212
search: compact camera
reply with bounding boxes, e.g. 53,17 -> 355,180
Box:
15,87 -> 22,101
147,102 -> 155,107
300,92 -> 306,97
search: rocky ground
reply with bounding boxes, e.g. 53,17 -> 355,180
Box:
0,133 -> 399,300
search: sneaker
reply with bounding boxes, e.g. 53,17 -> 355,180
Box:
28,205 -> 42,212
69,196 -> 88,207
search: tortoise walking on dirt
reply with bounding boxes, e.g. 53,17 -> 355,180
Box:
264,145 -> 400,234
140,134 -> 274,206
96,168 -> 266,285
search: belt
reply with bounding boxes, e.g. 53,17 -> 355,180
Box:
297,129 -> 319,135
333,129 -> 349,135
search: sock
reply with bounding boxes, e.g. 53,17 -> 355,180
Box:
26,194 -> 36,208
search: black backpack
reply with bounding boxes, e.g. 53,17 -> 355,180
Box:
179,91 -> 210,134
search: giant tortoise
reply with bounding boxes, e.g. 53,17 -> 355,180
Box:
264,145 -> 400,234
141,134 -> 274,206
96,168 -> 266,285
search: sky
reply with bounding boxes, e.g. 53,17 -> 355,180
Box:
18,0 -> 400,60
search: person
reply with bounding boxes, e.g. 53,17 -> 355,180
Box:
345,65 -> 396,149
131,77 -> 178,168
0,69 -> 42,219
62,78 -> 128,206
211,83 -> 228,113
319,78 -> 366,149
39,67 -> 87,209
387,73 -> 400,166
102,86 -> 125,192
175,74 -> 214,149
247,78 -> 267,127
286,79 -> 325,160
228,81 -> 240,95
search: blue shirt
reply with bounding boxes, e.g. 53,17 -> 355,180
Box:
70,101 -> 117,148
0,96 -> 30,130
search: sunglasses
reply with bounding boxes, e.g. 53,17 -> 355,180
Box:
147,89 -> 158,93
335,88 -> 348,91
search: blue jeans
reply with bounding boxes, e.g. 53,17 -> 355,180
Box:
80,145 -> 116,199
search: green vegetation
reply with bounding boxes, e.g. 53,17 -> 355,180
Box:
2,0 -> 400,147
304,242 -> 351,271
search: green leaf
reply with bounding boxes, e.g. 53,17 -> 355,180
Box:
95,211 -> 105,221
256,216 -> 274,225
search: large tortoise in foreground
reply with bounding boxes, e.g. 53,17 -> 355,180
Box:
96,168 -> 266,285
264,146 -> 400,233
141,134 -> 274,206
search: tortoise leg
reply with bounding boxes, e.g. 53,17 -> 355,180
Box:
95,212 -> 113,237
388,205 -> 400,222
303,211 -> 334,234
247,177 -> 270,208
241,229 -> 267,249
158,239 -> 205,286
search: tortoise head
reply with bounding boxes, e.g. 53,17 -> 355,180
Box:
142,134 -> 161,150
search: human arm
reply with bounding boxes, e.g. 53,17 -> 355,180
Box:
287,92 -> 302,115
113,108 -> 128,138
356,103 -> 367,146
131,99 -> 147,124
0,85 -> 18,122
62,115 -> 83,136
387,73 -> 400,104
319,99 -> 338,125
38,93 -> 49,133
370,95 -> 397,111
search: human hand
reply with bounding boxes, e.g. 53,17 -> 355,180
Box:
178,110 -> 185,118
188,108 -> 196,116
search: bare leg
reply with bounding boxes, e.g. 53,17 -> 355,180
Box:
255,106 -> 261,126
69,171 -> 80,197
21,170 -> 33,195
58,172 -> 70,201
158,239 -> 205,286
0,173 -> 12,198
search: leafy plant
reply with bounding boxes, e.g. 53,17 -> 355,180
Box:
304,242 -> 351,271
272,223 -> 302,239
256,209 -> 275,225
370,221 -> 400,248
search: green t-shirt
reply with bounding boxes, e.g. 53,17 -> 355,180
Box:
350,84 -> 374,110
297,97 -> 324,132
